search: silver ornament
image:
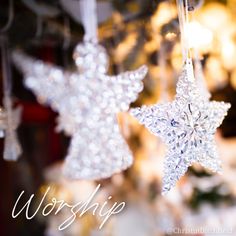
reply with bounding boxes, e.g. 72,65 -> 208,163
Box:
130,59 -> 230,194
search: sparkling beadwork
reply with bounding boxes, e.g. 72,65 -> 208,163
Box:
130,59 -> 230,194
12,42 -> 147,179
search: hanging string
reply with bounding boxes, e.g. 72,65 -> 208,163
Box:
79,0 -> 98,43
184,0 -> 189,24
176,0 -> 190,63
1,36 -> 12,98
35,15 -> 43,38
0,0 -> 14,34
0,1 -> 22,161
0,0 -> 15,99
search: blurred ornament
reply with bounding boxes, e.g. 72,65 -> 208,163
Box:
1,36 -> 22,161
130,59 -> 230,194
2,97 -> 22,161
13,44 -> 147,179
12,0 -> 148,180
13,45 -> 147,179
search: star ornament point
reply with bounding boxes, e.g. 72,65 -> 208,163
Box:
130,59 -> 230,194
12,41 -> 148,180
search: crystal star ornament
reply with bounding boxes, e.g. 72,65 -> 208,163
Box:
130,59 -> 230,194
12,42 -> 147,179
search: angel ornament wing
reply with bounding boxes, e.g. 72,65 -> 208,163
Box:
12,41 -> 147,179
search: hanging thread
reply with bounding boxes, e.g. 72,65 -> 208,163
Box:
0,0 -> 14,34
176,0 -> 190,62
79,0 -> 98,43
0,36 -> 12,98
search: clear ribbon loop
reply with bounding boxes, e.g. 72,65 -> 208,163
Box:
79,0 -> 98,43
176,0 -> 190,62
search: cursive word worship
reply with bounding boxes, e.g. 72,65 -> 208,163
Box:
12,184 -> 125,230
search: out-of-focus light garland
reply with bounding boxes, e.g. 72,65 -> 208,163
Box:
185,21 -> 213,50
151,2 -> 177,32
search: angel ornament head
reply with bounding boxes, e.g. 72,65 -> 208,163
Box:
73,41 -> 109,76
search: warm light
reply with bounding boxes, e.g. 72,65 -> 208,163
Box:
144,38 -> 161,54
205,56 -> 228,90
197,3 -> 230,33
165,32 -> 177,41
221,38 -> 236,70
113,32 -> 138,63
151,2 -> 177,32
171,43 -> 182,71
185,21 -> 213,49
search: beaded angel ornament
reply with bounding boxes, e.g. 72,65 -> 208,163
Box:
0,36 -> 22,161
130,0 -> 230,194
12,0 -> 147,179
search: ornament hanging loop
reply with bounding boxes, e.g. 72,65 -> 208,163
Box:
176,0 -> 191,63
79,0 -> 98,44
